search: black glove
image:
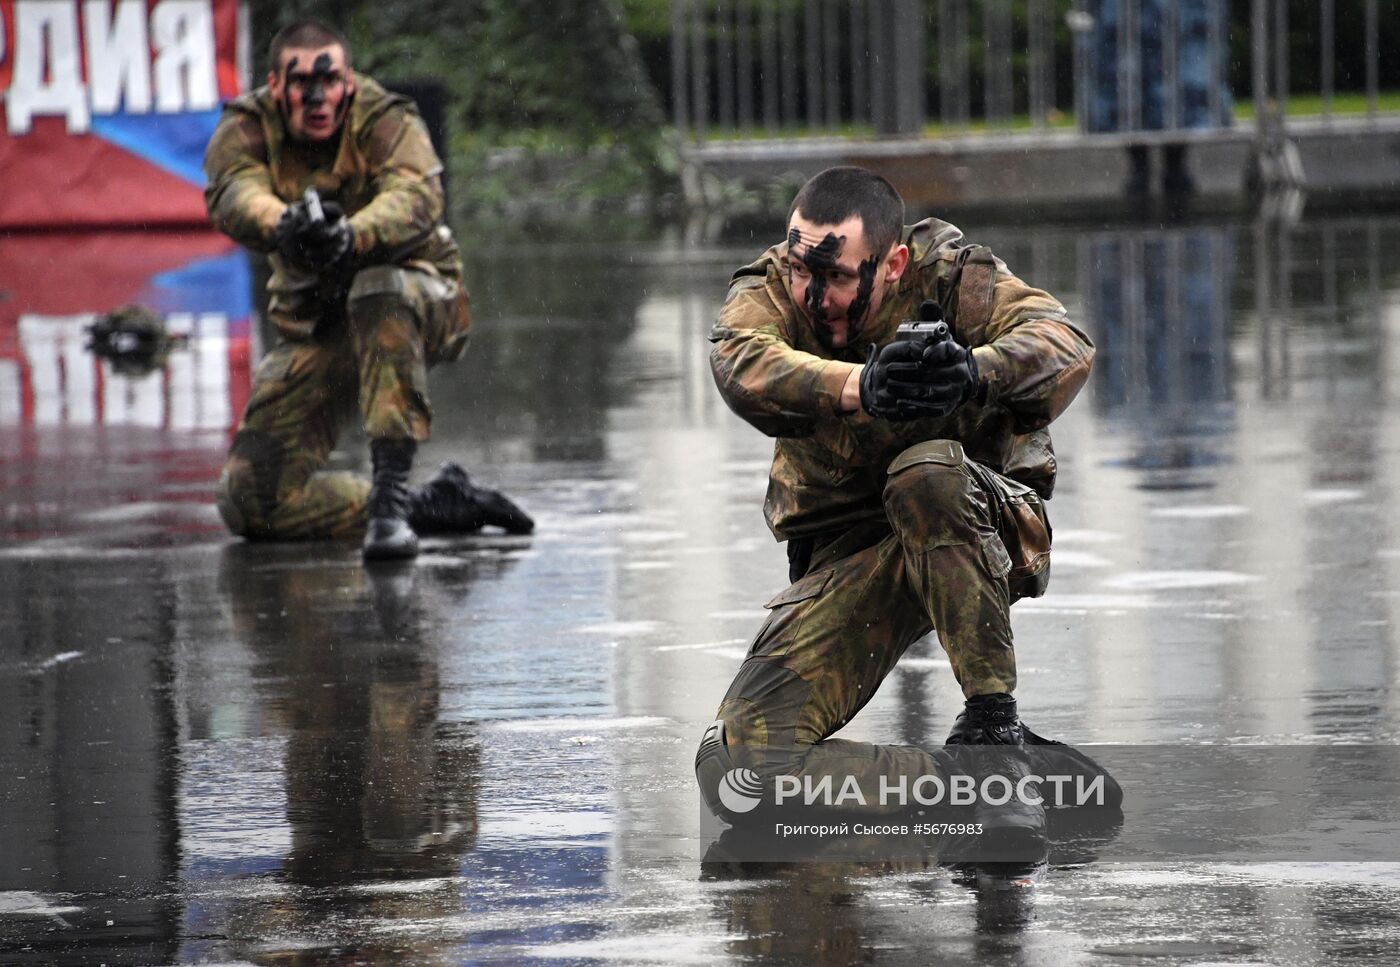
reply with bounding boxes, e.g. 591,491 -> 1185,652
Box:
859,336 -> 979,421
275,199 -> 354,272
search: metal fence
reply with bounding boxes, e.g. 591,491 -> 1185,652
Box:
670,0 -> 1390,144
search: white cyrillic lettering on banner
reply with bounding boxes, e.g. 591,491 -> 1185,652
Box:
6,1 -> 90,134
151,0 -> 216,113
84,0 -> 152,115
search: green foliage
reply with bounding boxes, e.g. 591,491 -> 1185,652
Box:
448,127 -> 682,226
620,0 -> 673,42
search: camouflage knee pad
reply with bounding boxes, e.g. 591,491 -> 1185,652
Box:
345,267 -> 431,441
886,439 -> 1052,602
216,430 -> 286,537
883,440 -> 1019,696
347,266 -> 420,339
347,264 -> 469,363
882,439 -> 988,554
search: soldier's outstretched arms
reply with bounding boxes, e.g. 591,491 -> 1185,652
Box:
346,108 -> 445,263
708,235 -> 1095,438
202,96 -> 445,267
708,253 -> 854,438
958,264 -> 1096,433
203,112 -> 285,252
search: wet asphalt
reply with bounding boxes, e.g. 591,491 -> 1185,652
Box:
5,204 -> 1400,965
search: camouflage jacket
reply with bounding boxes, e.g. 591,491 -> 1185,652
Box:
709,217 -> 1095,541
203,73 -> 460,338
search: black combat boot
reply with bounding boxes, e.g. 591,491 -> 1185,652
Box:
363,439 -> 419,561
950,694 -> 1124,812
943,693 -> 1047,864
946,692 -> 1025,746
409,462 -> 534,535
1020,724 -> 1124,811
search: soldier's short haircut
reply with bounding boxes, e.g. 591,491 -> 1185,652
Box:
789,166 -> 905,256
268,19 -> 351,71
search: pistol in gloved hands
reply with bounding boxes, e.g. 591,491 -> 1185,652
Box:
859,299 -> 979,421
275,187 -> 354,273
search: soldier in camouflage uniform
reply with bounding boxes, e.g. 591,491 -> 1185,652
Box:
695,168 -> 1097,845
205,19 -> 532,560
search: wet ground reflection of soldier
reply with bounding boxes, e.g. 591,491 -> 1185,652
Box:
217,547 -> 490,963
703,860 -> 1040,965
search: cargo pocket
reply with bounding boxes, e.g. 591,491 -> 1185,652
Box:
980,532 -> 1013,580
749,568 -> 833,658
883,440 -> 973,554
1002,492 -> 1052,601
965,460 -> 1053,602
421,275 -> 472,364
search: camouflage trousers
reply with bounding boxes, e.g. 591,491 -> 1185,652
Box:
216,266 -> 471,540
700,439 -> 1051,815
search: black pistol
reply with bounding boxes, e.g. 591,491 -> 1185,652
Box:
895,299 -> 950,354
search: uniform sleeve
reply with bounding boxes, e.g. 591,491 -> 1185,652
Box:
708,257 -> 853,438
203,111 -> 284,252
349,109 -> 445,261
968,269 -> 1095,433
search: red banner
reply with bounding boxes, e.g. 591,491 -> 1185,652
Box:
0,0 -> 247,228
0,230 -> 252,432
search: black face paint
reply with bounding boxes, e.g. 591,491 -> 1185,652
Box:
788,228 -> 844,335
303,53 -> 333,109
280,52 -> 348,136
844,254 -> 880,337
278,55 -> 299,124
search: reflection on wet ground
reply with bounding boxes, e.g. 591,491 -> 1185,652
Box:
6,207 -> 1400,964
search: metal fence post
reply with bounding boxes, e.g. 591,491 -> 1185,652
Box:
761,0 -> 779,133
671,0 -> 690,140
868,0 -> 890,132
823,0 -> 840,129
851,0 -> 868,128
804,0 -> 823,130
1163,0 -> 1180,130
1320,0 -> 1334,120
1251,0 -> 1268,141
1028,0 -> 1053,128
717,0 -> 735,131
984,0 -> 1013,127
1207,0 -> 1224,126
1119,0 -> 1141,132
737,0 -> 755,133
780,0 -> 798,127
690,0 -> 710,143
1365,0 -> 1378,120
1273,0 -> 1288,121
895,0 -> 925,134
1250,0 -> 1303,194
870,0 -> 925,136
938,0 -> 971,128
1070,0 -> 1091,134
